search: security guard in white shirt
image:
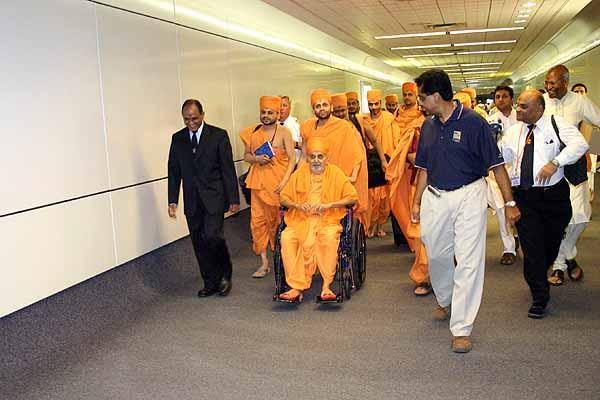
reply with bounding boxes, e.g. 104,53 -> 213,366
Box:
279,95 -> 302,164
487,85 -> 519,265
543,65 -> 600,285
502,90 -> 588,319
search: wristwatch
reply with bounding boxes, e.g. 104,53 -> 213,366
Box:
505,200 -> 517,207
550,158 -> 560,167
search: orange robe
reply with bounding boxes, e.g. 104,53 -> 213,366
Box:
386,115 -> 429,284
240,125 -> 289,254
363,111 -> 400,227
395,104 -> 423,133
280,164 -> 358,290
300,116 -> 368,226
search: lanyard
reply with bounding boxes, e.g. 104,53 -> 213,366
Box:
513,124 -> 534,176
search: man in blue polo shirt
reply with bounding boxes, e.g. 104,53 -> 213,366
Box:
410,69 -> 520,353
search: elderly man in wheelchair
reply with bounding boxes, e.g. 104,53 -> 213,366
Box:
275,137 -> 359,303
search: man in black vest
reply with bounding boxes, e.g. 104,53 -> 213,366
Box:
168,99 -> 240,297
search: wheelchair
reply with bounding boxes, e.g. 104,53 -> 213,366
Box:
272,206 -> 367,304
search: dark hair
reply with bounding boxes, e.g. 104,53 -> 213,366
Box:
571,83 -> 587,93
181,99 -> 203,113
414,69 -> 453,101
494,85 -> 514,99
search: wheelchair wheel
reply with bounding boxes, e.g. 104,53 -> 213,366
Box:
343,269 -> 353,300
273,213 -> 288,298
351,220 -> 367,289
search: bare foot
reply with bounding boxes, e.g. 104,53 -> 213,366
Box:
279,289 -> 303,301
252,263 -> 270,278
320,287 -> 336,301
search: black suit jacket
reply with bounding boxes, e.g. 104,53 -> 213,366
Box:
168,123 -> 240,216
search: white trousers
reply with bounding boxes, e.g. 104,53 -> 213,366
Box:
552,181 -> 591,271
496,207 -> 516,255
553,222 -> 587,271
420,178 -> 487,337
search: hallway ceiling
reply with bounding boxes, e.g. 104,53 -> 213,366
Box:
263,0 -> 592,90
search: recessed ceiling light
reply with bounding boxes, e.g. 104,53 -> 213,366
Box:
417,64 -> 460,68
522,2 -> 536,8
391,40 -> 516,50
456,50 -> 511,55
402,52 -> 456,58
461,62 -> 503,66
516,14 -> 530,18
449,27 -> 524,35
402,49 -> 510,58
375,32 -> 447,39
462,70 -> 500,74
515,20 -> 527,23
375,26 -> 524,39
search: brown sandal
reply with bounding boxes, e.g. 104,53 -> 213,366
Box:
548,269 -> 564,286
566,259 -> 584,281
414,283 -> 432,296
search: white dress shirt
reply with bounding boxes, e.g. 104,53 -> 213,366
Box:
544,91 -> 600,127
281,116 -> 301,142
281,115 -> 301,163
487,108 -> 518,134
502,114 -> 589,187
189,121 -> 205,143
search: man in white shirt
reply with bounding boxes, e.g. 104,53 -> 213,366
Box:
502,90 -> 588,318
487,86 -> 519,265
279,95 -> 302,164
543,65 -> 600,286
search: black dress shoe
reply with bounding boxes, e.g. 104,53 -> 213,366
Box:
218,279 -> 232,296
197,288 -> 218,297
528,303 -> 547,319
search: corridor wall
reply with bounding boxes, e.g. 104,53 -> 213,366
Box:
0,0 -> 403,317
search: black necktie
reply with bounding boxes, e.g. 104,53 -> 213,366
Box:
520,124 -> 535,189
191,131 -> 198,152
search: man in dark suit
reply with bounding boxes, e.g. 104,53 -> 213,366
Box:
168,99 -> 240,297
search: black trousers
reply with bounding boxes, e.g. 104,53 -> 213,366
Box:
514,179 -> 572,305
185,204 -> 233,290
390,215 -> 408,246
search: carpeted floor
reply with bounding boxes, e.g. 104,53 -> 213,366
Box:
2,193 -> 599,399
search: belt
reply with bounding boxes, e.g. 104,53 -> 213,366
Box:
513,179 -> 566,193
430,177 -> 482,193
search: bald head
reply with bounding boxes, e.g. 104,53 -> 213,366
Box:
544,64 -> 569,99
516,89 -> 545,125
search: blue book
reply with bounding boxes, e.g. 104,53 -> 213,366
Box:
255,141 -> 275,158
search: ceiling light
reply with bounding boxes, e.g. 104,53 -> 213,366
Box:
417,64 -> 459,68
461,67 -> 501,71
522,2 -> 536,8
375,27 -> 524,40
462,70 -> 500,74
516,14 -> 530,18
402,49 -> 510,58
375,32 -> 447,39
402,52 -> 456,58
514,20 -> 527,23
461,62 -> 503,66
391,40 -> 516,50
456,50 -> 511,55
449,27 -> 524,35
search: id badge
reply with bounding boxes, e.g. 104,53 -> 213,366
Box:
510,175 -> 520,187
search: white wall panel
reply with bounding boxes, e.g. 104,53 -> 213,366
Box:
97,6 -> 181,188
97,0 -> 176,21
0,195 -> 116,317
177,27 -> 237,157
0,0 -> 108,215
111,180 -> 189,265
